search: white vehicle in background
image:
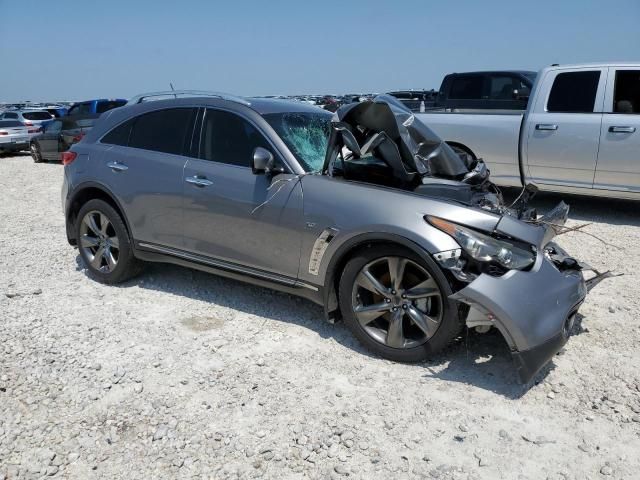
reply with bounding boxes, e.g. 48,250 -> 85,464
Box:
0,120 -> 37,154
0,110 -> 54,129
418,63 -> 640,199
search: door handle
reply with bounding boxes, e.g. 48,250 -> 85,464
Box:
106,161 -> 128,172
609,126 -> 636,133
185,176 -> 213,187
535,124 -> 558,131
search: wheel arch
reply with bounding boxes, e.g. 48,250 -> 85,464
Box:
66,182 -> 131,246
445,141 -> 477,160
322,233 -> 444,322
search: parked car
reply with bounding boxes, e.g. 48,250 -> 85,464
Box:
67,99 -> 127,116
418,63 -> 640,198
0,109 -> 54,128
0,120 -> 40,154
30,115 -> 98,162
61,91 -> 609,383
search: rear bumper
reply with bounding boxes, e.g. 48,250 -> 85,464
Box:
451,244 -> 586,383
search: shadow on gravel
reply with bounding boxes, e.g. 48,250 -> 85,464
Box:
74,254 -> 561,398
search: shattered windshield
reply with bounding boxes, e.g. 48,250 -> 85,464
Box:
264,112 -> 331,172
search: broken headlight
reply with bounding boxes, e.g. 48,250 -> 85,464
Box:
427,216 -> 536,271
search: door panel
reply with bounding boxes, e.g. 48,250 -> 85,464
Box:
40,121 -> 62,159
96,146 -> 186,248
594,68 -> 640,193
525,68 -> 606,189
182,160 -> 303,278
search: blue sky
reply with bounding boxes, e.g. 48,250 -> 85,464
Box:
1,0 -> 639,102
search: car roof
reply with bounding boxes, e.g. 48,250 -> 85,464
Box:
446,70 -> 537,76
121,95 -> 329,116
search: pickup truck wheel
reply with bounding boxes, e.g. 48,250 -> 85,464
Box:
339,245 -> 462,362
30,143 -> 42,163
76,199 -> 142,284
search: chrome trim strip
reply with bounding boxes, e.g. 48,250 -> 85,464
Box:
137,242 -> 318,291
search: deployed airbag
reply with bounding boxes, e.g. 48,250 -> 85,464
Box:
323,95 -> 470,181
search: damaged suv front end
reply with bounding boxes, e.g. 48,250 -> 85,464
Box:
322,95 -> 608,383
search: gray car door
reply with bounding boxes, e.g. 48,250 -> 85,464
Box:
96,107 -> 197,249
182,108 -> 303,279
40,120 -> 63,159
594,67 -> 640,193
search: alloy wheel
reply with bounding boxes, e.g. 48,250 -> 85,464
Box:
351,256 -> 443,349
79,210 -> 120,273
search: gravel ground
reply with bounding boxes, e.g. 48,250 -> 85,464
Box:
1,153 -> 639,480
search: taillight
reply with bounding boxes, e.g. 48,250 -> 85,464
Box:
24,121 -> 34,126
72,132 -> 85,142
0,131 -> 7,136
28,129 -> 39,133
61,151 -> 77,165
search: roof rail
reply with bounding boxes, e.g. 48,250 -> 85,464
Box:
126,90 -> 251,106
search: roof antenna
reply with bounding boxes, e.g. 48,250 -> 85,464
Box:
169,82 -> 177,98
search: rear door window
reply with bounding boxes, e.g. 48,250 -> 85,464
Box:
3,112 -> 19,119
488,75 -> 519,99
613,70 -> 640,114
128,108 -> 196,155
199,109 -> 271,167
547,71 -> 601,113
449,75 -> 484,100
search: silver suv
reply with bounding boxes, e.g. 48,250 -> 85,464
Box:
62,92 -> 603,382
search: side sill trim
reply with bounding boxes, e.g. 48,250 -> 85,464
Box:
137,242 -> 318,291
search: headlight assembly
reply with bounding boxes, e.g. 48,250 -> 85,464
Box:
427,216 -> 536,271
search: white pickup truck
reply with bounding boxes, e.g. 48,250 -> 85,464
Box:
417,63 -> 640,199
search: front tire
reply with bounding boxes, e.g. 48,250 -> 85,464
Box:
30,143 -> 42,163
338,245 -> 461,362
76,199 -> 142,284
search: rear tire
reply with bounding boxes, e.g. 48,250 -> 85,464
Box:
338,244 -> 461,362
30,143 -> 42,163
76,199 -> 142,284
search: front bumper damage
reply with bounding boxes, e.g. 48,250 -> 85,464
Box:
446,203 -> 613,384
451,245 -> 586,383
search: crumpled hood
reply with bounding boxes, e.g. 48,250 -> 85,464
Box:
322,95 -> 470,179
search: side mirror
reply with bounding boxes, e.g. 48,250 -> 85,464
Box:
252,147 -> 275,174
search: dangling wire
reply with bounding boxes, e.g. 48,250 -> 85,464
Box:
251,173 -> 308,215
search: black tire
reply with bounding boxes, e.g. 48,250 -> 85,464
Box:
75,199 -> 142,284
30,142 -> 42,163
338,244 -> 462,362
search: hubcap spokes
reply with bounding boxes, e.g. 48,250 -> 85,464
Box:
352,256 -> 443,349
79,211 -> 119,273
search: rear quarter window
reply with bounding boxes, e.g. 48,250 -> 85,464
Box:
22,112 -> 53,120
101,119 -> 135,146
96,100 -> 126,114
